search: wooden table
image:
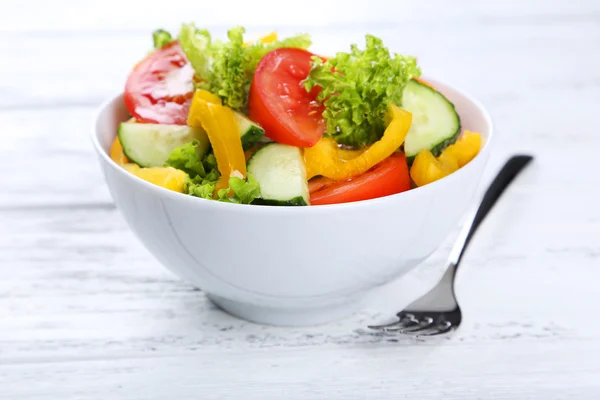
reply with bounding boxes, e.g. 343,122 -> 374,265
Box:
2,0 -> 599,398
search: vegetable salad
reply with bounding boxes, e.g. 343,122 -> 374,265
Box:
111,24 -> 482,206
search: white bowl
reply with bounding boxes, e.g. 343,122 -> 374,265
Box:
92,78 -> 493,326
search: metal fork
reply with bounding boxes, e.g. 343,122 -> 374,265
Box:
368,155 -> 534,336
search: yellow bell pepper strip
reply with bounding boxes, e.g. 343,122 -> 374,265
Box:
243,32 -> 278,46
110,137 -> 129,166
410,131 -> 482,187
441,130 -> 482,168
187,89 -> 246,196
124,164 -> 186,193
410,150 -> 458,187
413,77 -> 435,90
111,134 -> 186,192
337,146 -> 366,161
194,89 -> 222,104
304,104 -> 412,180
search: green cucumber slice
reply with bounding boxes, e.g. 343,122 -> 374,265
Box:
118,122 -> 210,167
247,143 -> 309,206
402,79 -> 461,159
234,112 -> 265,150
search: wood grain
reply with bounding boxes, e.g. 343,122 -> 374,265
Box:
2,342 -> 600,399
1,0 -> 599,397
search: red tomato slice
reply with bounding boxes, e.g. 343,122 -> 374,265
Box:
248,48 -> 325,147
124,41 -> 194,125
309,153 -> 411,205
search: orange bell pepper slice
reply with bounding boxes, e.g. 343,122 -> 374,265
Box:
304,104 -> 412,180
413,77 -> 435,90
124,164 -> 187,193
110,137 -> 130,166
410,131 -> 482,187
440,130 -> 482,168
111,136 -> 186,193
187,90 -> 246,196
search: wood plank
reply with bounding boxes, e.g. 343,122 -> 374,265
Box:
1,342 -> 600,399
0,107 -> 112,207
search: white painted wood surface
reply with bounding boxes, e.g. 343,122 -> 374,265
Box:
1,0 -> 599,398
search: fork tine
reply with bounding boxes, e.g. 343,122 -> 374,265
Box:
382,320 -> 420,333
402,327 -> 442,336
367,313 -> 418,330
370,318 -> 417,332
385,317 -> 435,333
367,319 -> 406,330
416,321 -> 454,336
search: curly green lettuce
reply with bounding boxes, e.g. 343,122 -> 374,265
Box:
303,35 -> 421,147
185,152 -> 220,200
164,141 -> 260,204
208,27 -> 249,111
178,24 -> 311,111
164,141 -> 219,200
216,173 -> 261,204
152,29 -> 173,49
186,175 -> 217,200
164,140 -> 211,177
178,24 -> 213,81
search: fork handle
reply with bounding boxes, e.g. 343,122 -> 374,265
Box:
450,155 -> 534,267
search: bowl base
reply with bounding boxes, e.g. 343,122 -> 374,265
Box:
208,295 -> 361,326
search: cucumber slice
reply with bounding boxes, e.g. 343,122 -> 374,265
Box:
119,113 -> 264,167
247,143 -> 309,206
234,112 -> 265,150
118,123 -> 210,168
402,79 -> 461,159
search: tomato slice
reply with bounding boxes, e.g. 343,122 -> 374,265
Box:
309,153 -> 411,205
248,48 -> 325,147
124,41 -> 194,125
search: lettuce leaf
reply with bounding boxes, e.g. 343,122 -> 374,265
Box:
164,140 -> 209,177
303,35 -> 420,147
177,24 -> 311,111
164,141 -> 220,200
164,141 -> 260,203
152,29 -> 173,49
209,27 -> 250,111
185,152 -> 219,200
186,175 -> 217,200
178,24 -> 213,82
217,173 -> 261,204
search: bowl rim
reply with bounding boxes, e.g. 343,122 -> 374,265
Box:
92,77 -> 494,214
